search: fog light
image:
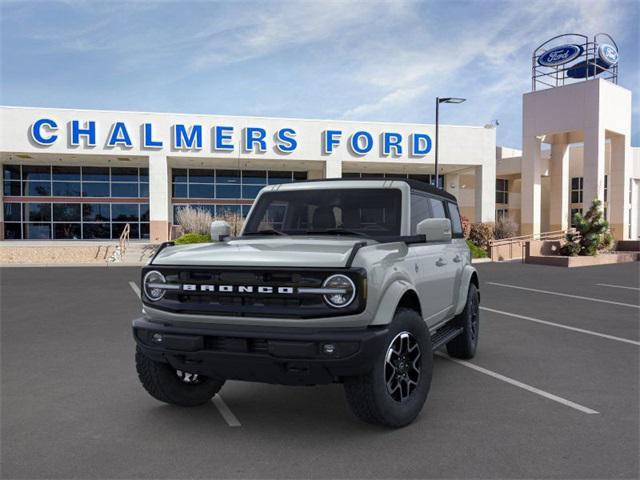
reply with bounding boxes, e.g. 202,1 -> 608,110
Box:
152,333 -> 163,344
323,343 -> 336,354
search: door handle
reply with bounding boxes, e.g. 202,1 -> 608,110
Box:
436,258 -> 447,267
453,255 -> 462,263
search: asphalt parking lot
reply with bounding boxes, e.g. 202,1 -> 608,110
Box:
1,262 -> 639,479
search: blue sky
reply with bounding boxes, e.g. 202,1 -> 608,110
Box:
1,0 -> 638,148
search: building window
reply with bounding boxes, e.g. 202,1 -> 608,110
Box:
604,175 -> 608,202
496,179 -> 508,204
571,177 -> 583,203
496,208 -> 508,221
570,208 -> 582,228
342,172 -> 444,188
170,169 -> 307,223
2,164 -> 149,240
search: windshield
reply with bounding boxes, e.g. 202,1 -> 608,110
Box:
243,188 -> 402,238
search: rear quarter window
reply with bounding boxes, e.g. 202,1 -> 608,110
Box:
447,202 -> 463,236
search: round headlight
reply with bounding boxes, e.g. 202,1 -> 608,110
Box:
322,274 -> 356,308
143,270 -> 166,302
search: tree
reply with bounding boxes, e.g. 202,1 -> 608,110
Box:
560,199 -> 613,256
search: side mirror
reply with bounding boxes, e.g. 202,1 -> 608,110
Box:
210,220 -> 231,242
416,218 -> 452,242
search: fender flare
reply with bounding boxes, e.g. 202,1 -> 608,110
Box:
371,280 -> 416,326
454,265 -> 480,315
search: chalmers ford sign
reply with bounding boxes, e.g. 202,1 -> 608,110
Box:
29,118 -> 434,157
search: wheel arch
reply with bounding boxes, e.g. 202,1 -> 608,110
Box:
454,265 -> 480,315
371,280 -> 421,326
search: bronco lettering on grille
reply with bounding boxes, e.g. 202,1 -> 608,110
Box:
182,284 -> 295,294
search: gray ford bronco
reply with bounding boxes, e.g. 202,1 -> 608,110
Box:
133,179 -> 480,427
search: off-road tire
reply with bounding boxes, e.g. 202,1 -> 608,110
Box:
135,346 -> 224,407
446,283 -> 479,359
343,308 -> 433,428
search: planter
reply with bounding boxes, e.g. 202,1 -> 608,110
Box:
525,252 -> 639,267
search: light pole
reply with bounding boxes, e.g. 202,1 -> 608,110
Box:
435,97 -> 466,188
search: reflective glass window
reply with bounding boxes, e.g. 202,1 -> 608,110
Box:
82,182 -> 110,197
188,184 -> 215,198
54,223 -> 81,239
111,183 -> 139,197
111,167 -> 138,181
216,170 -> 241,184
24,223 -> 51,239
82,167 -> 110,181
3,181 -> 21,196
216,184 -> 241,198
52,182 -> 81,197
24,203 -> 51,222
112,204 -> 139,221
242,170 -> 266,184
25,181 -> 51,196
83,223 -> 111,239
3,165 -> 21,181
140,183 -> 149,197
4,203 -> 22,221
189,169 -> 215,183
4,223 -> 22,239
172,183 -> 187,198
242,185 -> 263,199
22,165 -> 51,181
83,203 -> 110,221
172,169 -> 188,182
53,203 -> 81,221
52,166 -> 80,181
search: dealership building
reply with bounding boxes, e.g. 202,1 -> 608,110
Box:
0,34 -> 638,243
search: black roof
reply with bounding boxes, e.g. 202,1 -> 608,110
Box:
292,177 -> 458,203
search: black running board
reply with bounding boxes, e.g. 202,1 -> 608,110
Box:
430,324 -> 464,351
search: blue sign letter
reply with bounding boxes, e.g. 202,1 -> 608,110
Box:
383,132 -> 403,156
107,122 -> 133,147
323,130 -> 342,154
143,123 -> 163,148
71,120 -> 96,147
214,126 -> 234,151
30,118 -> 58,145
275,128 -> 297,153
245,127 -> 267,152
411,133 -> 432,156
173,124 -> 203,149
350,131 -> 373,155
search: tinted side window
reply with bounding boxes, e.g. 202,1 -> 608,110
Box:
448,202 -> 463,235
429,198 -> 446,218
410,194 -> 430,234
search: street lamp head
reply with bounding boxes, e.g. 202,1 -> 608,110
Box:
438,97 -> 466,104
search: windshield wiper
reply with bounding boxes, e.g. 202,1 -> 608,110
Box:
243,229 -> 287,236
305,228 -> 371,238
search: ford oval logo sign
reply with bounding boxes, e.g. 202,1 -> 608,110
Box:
538,44 -> 583,67
598,44 -> 618,67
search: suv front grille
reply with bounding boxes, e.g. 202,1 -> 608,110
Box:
142,267 -> 366,319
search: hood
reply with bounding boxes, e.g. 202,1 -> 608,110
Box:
152,237 -> 370,268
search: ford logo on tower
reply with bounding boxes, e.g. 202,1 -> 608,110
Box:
598,43 -> 619,67
537,44 -> 583,67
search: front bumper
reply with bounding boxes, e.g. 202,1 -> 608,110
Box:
133,318 -> 389,386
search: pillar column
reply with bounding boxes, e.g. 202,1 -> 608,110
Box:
609,134 -> 631,240
474,163 -> 495,223
324,159 -> 342,179
582,126 -> 606,211
521,135 -> 542,236
549,136 -> 570,231
148,153 -> 170,243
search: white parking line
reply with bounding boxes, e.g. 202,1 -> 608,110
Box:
213,395 -> 241,427
129,281 -> 141,299
481,306 -> 640,347
436,353 -> 599,415
596,283 -> 640,292
488,282 -> 640,309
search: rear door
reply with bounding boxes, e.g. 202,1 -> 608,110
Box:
426,197 -> 459,319
445,201 -> 466,308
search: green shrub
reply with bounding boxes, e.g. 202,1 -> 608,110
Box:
560,199 -> 613,256
174,233 -> 211,245
466,239 -> 487,258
